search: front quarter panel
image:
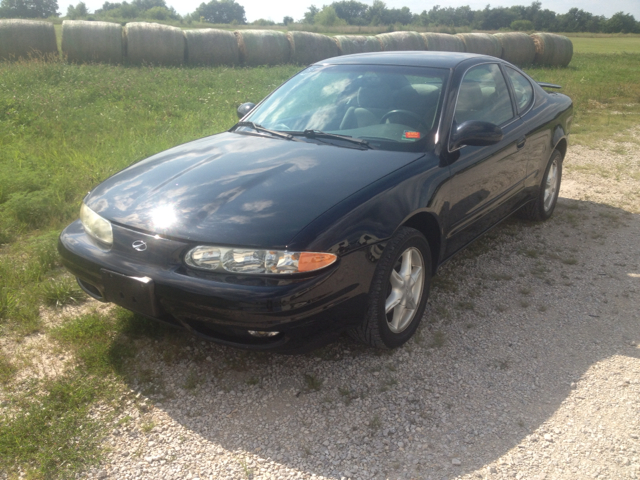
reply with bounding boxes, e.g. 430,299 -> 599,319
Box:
288,153 -> 449,256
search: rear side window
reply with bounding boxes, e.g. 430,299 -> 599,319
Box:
454,63 -> 514,126
505,67 -> 534,114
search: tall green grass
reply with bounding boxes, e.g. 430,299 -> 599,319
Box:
525,53 -> 640,147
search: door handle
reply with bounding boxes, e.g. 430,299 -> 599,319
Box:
517,137 -> 527,149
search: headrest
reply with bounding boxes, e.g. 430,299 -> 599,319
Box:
357,86 -> 390,109
456,82 -> 484,112
392,84 -> 440,111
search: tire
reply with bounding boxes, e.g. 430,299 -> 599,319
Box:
350,227 -> 431,349
518,149 -> 563,221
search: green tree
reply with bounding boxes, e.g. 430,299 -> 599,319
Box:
283,15 -> 293,25
314,5 -> 345,26
66,1 -> 87,18
366,0 -> 389,25
302,4 -> 318,23
604,11 -> 638,33
556,8 -> 604,32
477,6 -> 519,30
0,0 -> 59,18
194,0 -> 245,24
145,5 -> 178,19
330,0 -> 368,25
131,0 -> 165,10
510,19 -> 534,31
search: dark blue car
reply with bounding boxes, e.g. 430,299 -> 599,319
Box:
59,52 -> 573,352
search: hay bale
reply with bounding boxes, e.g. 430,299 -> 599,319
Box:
235,30 -> 290,66
455,33 -> 502,57
185,28 -> 239,66
287,31 -> 340,65
494,32 -> 535,66
531,33 -> 573,67
421,33 -> 465,52
125,22 -> 185,66
376,31 -> 426,51
334,35 -> 382,55
0,19 -> 57,60
62,20 -> 123,63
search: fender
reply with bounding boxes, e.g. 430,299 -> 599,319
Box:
287,153 -> 450,257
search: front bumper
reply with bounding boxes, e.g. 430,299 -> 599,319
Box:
58,220 -> 379,351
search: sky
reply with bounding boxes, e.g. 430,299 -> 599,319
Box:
57,0 -> 640,24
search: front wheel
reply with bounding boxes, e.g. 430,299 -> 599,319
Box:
518,149 -> 563,221
350,227 -> 431,349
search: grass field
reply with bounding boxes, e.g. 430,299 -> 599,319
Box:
1,46 -> 640,477
570,36 -> 640,53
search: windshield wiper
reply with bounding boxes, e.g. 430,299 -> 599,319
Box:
290,129 -> 372,149
233,121 -> 302,141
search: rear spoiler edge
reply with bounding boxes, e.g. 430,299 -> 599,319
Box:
537,82 -> 562,89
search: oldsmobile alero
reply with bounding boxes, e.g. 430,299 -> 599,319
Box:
59,51 -> 573,352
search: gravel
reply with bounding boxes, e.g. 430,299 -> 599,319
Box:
75,143 -> 640,480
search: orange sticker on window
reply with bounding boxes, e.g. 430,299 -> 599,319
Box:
403,131 -> 421,139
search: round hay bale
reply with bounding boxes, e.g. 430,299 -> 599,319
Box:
0,19 -> 57,60
455,33 -> 502,57
62,20 -> 123,64
334,35 -> 382,55
287,31 -> 340,65
376,31 -> 426,52
530,33 -> 573,67
125,22 -> 185,66
494,32 -> 535,66
185,28 -> 239,66
235,30 -> 290,66
421,33 -> 465,52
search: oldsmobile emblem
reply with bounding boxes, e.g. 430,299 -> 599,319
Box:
132,240 -> 147,252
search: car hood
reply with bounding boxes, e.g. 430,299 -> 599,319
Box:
85,132 -> 424,248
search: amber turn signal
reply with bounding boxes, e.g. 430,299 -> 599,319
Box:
298,252 -> 337,272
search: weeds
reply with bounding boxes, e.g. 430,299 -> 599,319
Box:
303,373 -> 323,392
455,300 -> 475,311
141,420 -> 157,434
429,330 -> 446,348
0,374 -> 114,478
41,277 -> 86,307
368,414 -> 382,431
183,369 -> 201,391
0,352 -> 16,385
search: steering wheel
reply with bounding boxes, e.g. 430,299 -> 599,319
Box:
380,109 -> 425,129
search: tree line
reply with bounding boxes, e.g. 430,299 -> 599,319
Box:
1,0 -> 638,34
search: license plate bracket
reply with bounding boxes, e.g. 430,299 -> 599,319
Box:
100,269 -> 159,317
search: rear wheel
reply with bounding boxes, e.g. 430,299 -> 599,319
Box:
350,227 -> 431,349
518,149 -> 563,221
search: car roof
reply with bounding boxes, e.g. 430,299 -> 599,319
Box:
318,51 -> 500,69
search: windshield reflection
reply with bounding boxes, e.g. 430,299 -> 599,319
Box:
245,64 -> 449,152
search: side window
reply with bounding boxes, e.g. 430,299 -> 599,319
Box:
505,67 -> 534,114
454,64 -> 514,126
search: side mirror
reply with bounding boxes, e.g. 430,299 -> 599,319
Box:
450,120 -> 503,151
237,102 -> 256,119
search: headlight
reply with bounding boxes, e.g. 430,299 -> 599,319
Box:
185,246 -> 337,274
80,203 -> 113,246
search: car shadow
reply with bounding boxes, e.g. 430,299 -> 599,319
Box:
111,196 -> 640,480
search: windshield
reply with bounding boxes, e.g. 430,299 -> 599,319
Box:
244,64 -> 449,152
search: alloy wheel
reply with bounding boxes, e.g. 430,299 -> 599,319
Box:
385,247 -> 424,333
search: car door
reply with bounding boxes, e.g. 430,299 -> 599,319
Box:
503,66 -> 550,186
444,62 -> 529,257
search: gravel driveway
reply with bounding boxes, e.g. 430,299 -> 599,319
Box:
83,143 -> 639,480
